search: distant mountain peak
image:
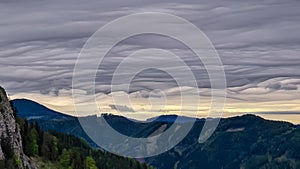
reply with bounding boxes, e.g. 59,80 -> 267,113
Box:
12,99 -> 74,120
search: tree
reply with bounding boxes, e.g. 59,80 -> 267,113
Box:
60,149 -> 71,168
51,136 -> 59,160
84,156 -> 98,169
41,132 -> 52,159
71,150 -> 82,169
24,125 -> 38,156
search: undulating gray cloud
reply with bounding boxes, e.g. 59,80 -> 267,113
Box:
0,0 -> 300,109
109,104 -> 135,112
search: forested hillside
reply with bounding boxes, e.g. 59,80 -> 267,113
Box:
16,118 -> 153,169
10,97 -> 300,169
0,86 -> 154,169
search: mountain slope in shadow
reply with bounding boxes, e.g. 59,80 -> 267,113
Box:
12,99 -> 73,120
12,99 -> 300,169
12,99 -> 98,147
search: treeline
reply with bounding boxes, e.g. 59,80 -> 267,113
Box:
0,109 -> 154,169
17,118 -> 154,169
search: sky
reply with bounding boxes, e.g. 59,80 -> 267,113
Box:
0,0 -> 300,123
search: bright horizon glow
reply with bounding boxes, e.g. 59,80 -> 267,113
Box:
10,91 -> 300,124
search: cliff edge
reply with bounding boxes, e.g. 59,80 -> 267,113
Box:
0,86 -> 36,169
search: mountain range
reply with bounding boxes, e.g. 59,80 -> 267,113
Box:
11,99 -> 300,169
1,87 -> 153,169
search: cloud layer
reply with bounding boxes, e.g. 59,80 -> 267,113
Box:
1,0 -> 300,122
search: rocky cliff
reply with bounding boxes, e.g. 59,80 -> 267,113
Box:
0,86 -> 36,169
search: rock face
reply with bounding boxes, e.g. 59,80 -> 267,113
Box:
0,86 -> 36,169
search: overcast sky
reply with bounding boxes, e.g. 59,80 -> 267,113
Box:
1,0 -> 300,123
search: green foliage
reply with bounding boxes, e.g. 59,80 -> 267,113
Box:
24,124 -> 39,156
148,115 -> 300,169
1,86 -> 154,169
0,118 -> 22,169
84,156 -> 97,169
59,149 -> 71,168
17,117 -> 154,169
12,155 -> 21,168
9,95 -> 300,169
0,156 -> 21,169
51,136 -> 59,160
